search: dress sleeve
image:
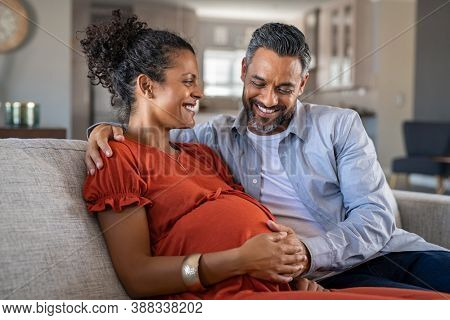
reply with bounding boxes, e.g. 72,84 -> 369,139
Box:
83,142 -> 153,214
199,144 -> 244,192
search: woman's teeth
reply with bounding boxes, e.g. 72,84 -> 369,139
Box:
255,103 -> 276,114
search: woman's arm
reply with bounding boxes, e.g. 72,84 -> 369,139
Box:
98,205 -> 306,298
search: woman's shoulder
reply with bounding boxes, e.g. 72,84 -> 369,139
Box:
83,140 -> 145,195
107,140 -> 139,164
96,139 -> 147,175
83,139 -> 151,213
109,139 -> 134,152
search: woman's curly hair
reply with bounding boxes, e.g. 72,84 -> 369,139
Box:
80,10 -> 194,123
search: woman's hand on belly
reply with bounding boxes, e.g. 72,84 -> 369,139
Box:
237,231 -> 308,283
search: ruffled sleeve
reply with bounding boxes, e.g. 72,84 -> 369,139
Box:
83,141 -> 152,214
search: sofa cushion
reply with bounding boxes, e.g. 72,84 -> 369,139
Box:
0,138 -> 128,299
393,190 -> 450,249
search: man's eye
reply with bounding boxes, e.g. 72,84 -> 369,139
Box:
278,88 -> 293,95
183,80 -> 194,86
251,81 -> 265,88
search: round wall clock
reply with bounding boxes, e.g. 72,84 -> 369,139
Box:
0,0 -> 29,53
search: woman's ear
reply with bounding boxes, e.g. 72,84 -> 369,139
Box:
136,74 -> 153,99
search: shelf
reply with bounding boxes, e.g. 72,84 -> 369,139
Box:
0,127 -> 67,139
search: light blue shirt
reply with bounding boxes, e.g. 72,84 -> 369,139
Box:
168,101 -> 445,279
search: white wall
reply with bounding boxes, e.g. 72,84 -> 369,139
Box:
374,0 -> 416,172
0,0 -> 73,136
414,0 -> 450,122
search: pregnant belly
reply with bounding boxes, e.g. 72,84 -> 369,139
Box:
154,194 -> 273,256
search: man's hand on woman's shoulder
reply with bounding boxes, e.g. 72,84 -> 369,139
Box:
85,124 -> 125,175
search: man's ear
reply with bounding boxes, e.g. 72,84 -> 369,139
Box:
298,73 -> 310,95
240,58 -> 248,82
136,74 -> 154,99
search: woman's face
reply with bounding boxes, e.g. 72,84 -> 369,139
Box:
150,49 -> 203,129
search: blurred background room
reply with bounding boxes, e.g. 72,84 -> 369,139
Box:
0,0 -> 449,194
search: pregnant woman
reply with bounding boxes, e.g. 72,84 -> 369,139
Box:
82,11 -> 446,300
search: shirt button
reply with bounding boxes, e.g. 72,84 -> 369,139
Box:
252,178 -> 258,184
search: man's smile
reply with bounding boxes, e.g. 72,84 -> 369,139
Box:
252,101 -> 284,119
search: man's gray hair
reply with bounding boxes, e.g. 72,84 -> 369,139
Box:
245,22 -> 311,76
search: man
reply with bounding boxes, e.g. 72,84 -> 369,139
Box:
85,23 -> 449,292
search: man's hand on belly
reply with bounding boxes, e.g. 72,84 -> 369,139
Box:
267,220 -> 311,277
237,231 -> 307,284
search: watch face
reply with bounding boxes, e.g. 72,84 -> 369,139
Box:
0,0 -> 28,52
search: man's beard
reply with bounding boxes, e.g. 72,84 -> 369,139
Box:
245,99 -> 295,134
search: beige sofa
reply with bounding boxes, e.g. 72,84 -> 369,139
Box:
1,138 -> 449,299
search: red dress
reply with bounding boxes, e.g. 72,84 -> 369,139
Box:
83,138 -> 448,300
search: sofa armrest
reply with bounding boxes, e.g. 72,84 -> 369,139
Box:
393,190 -> 450,249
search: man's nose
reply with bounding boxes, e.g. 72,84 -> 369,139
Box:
259,87 -> 278,107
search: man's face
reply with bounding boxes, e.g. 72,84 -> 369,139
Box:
241,48 -> 308,135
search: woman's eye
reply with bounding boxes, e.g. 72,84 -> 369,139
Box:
183,80 -> 194,86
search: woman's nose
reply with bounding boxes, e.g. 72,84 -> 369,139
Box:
192,85 -> 204,99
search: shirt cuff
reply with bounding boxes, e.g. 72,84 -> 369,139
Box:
301,235 -> 335,276
85,122 -> 124,139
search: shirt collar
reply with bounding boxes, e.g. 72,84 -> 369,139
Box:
232,99 -> 308,141
231,104 -> 249,136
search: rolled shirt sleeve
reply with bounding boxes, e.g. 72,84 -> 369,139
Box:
86,122 -> 125,139
302,111 -> 396,275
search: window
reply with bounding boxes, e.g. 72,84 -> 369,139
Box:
203,49 -> 246,97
